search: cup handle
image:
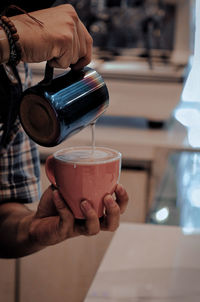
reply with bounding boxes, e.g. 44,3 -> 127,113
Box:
45,155 -> 57,187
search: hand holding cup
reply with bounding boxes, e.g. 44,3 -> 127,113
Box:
45,146 -> 122,219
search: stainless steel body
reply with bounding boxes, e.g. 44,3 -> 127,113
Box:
20,65 -> 109,147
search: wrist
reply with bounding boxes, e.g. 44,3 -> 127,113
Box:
0,25 -> 9,63
0,15 -> 22,65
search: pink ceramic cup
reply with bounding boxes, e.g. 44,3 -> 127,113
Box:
45,146 -> 121,219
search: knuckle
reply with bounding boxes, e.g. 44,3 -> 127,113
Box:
64,4 -> 75,12
71,56 -> 79,65
61,31 -> 74,45
87,35 -> 93,46
66,4 -> 79,23
87,210 -> 97,220
83,56 -> 91,66
71,11 -> 79,24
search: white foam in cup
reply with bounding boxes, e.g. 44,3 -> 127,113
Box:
54,146 -> 121,164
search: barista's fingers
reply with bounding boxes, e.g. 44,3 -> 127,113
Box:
72,55 -> 91,71
71,28 -> 93,70
53,190 -> 74,224
48,55 -> 71,69
102,194 -> 120,232
48,38 -> 77,69
48,23 -> 92,70
115,184 -> 129,214
80,200 -> 100,235
71,43 -> 92,70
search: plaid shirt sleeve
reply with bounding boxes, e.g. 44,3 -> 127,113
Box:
0,118 -> 41,203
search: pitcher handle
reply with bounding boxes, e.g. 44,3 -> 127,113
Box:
39,62 -> 54,86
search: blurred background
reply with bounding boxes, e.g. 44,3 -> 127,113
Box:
72,0 -> 189,76
73,0 -> 175,57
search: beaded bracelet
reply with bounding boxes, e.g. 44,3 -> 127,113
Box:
0,15 -> 22,65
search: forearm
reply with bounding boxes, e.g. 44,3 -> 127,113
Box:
0,26 -> 9,63
0,202 -> 45,258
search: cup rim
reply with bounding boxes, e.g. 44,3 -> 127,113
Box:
53,146 -> 122,165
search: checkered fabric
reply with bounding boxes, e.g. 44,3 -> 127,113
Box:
0,118 -> 41,203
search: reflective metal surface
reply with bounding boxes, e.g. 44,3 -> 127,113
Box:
20,67 -> 109,147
